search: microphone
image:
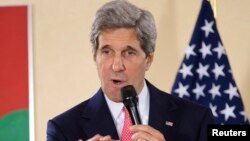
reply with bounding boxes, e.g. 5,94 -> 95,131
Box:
121,85 -> 142,125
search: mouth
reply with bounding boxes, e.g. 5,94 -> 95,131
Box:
111,79 -> 126,86
112,79 -> 123,84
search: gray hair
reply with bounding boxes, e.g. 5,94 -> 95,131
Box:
90,0 -> 157,56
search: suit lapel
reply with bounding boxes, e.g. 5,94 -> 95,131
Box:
80,89 -> 119,140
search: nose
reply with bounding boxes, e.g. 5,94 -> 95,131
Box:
112,54 -> 125,72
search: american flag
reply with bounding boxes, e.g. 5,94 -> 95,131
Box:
171,0 -> 249,124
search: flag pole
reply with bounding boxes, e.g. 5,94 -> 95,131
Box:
210,0 -> 217,19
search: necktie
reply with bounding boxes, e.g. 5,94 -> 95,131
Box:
121,107 -> 133,141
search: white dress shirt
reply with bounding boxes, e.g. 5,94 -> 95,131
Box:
104,81 -> 150,138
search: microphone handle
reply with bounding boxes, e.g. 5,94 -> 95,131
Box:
126,105 -> 142,125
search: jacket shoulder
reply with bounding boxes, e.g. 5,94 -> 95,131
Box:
51,100 -> 89,124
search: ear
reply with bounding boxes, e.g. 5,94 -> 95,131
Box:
145,53 -> 154,71
93,54 -> 96,62
93,49 -> 97,62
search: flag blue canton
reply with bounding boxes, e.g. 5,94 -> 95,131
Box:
171,0 -> 249,124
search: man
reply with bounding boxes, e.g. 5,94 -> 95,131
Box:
47,1 -> 214,141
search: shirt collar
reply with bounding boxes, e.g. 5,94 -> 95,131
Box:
105,96 -> 123,121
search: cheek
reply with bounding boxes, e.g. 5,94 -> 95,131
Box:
95,60 -> 103,74
127,62 -> 147,76
96,60 -> 110,77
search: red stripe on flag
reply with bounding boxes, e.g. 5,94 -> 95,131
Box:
0,6 -> 29,117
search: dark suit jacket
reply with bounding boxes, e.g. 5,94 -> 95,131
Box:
47,81 -> 214,141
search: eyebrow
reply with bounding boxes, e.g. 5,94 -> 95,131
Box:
100,44 -> 110,49
99,45 -> 112,52
99,44 -> 139,53
125,45 -> 138,52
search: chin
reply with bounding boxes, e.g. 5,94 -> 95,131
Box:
109,96 -> 122,103
105,90 -> 122,102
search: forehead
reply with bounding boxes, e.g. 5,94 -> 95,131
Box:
98,28 -> 140,46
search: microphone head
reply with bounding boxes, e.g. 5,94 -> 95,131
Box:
121,85 -> 138,106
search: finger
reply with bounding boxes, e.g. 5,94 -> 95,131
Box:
132,131 -> 156,141
99,135 -> 112,141
87,134 -> 102,141
130,125 -> 165,141
137,139 -> 147,141
130,125 -> 163,138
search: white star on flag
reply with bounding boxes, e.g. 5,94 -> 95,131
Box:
179,63 -> 193,79
220,103 -> 236,121
192,83 -> 206,100
212,63 -> 225,80
240,111 -> 248,122
201,19 -> 214,38
209,103 -> 218,117
174,82 -> 190,98
224,83 -> 239,101
199,41 -> 212,59
213,42 -> 226,59
185,44 -> 196,59
209,83 -> 221,100
196,63 -> 209,80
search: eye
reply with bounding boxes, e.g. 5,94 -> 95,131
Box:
102,49 -> 110,54
124,48 -> 137,57
101,48 -> 111,55
127,50 -> 136,55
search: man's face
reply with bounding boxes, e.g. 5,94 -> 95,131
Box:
94,28 -> 153,102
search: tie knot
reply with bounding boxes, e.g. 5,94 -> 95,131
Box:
122,106 -> 128,113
